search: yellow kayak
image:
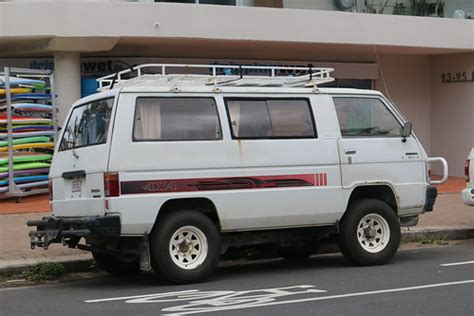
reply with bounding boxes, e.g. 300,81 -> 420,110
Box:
0,88 -> 32,95
0,142 -> 54,152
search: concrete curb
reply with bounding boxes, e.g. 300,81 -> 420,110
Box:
1,227 -> 473,278
0,255 -> 93,277
401,226 -> 474,242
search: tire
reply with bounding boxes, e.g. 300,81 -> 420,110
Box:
92,251 -> 140,276
338,199 -> 400,266
150,210 -> 220,284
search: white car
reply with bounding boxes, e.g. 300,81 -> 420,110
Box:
27,64 -> 448,284
462,147 -> 474,206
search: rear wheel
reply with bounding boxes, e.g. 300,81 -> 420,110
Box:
150,210 -> 220,284
92,251 -> 140,276
338,199 -> 400,266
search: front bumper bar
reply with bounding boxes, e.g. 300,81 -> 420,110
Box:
27,215 -> 120,250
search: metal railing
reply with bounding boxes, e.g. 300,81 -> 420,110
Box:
96,63 -> 335,91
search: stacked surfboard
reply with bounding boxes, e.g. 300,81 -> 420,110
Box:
0,75 -> 55,194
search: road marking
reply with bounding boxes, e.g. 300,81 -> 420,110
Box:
161,280 -> 474,315
440,261 -> 474,267
85,285 -> 325,304
85,290 -> 200,303
85,280 -> 474,316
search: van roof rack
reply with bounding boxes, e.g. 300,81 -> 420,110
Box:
96,63 -> 335,91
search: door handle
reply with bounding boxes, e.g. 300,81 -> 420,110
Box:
345,150 -> 357,155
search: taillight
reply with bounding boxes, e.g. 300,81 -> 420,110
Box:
466,160 -> 470,182
104,172 -> 120,197
48,179 -> 53,201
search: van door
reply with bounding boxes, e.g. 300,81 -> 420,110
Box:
49,95 -> 116,217
333,96 -> 426,211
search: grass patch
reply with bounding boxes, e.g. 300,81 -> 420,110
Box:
19,262 -> 65,281
401,234 -> 449,245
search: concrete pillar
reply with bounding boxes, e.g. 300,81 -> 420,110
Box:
53,52 -> 81,125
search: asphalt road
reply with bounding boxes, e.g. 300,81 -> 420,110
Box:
1,243 -> 473,316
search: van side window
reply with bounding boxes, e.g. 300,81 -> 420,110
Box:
225,98 -> 316,139
333,97 -> 402,137
133,97 -> 222,141
59,97 -> 114,151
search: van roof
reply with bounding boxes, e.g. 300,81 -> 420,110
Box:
77,84 -> 383,106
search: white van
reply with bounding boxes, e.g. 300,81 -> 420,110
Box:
28,64 -> 448,284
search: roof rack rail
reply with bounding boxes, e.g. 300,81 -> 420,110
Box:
96,63 -> 335,91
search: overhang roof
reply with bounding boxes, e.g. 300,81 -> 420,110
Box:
0,2 -> 473,59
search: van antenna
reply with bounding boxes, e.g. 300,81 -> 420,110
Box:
110,64 -> 137,90
109,72 -> 118,90
239,65 -> 243,79
308,64 -> 314,80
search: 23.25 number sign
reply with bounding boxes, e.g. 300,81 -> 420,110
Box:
440,71 -> 474,83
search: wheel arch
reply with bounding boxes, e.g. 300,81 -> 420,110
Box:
152,197 -> 221,233
345,184 -> 399,216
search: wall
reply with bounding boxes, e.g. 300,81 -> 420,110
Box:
430,52 -> 474,177
375,55 -> 432,153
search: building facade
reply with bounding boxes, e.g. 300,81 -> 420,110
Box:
0,0 -> 473,176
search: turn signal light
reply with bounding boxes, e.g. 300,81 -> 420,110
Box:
466,160 -> 470,182
104,172 -> 120,197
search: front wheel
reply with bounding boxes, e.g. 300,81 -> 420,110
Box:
338,199 -> 400,266
150,210 -> 220,284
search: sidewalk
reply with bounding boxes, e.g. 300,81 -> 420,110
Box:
0,192 -> 473,275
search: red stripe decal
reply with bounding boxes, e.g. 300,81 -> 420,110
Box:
121,174 -> 319,195
324,173 -> 327,186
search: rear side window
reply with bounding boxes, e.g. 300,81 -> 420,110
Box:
59,97 -> 114,151
133,97 -> 221,141
225,98 -> 316,139
333,97 -> 402,137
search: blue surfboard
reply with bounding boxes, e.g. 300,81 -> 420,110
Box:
0,175 -> 49,186
11,93 -> 53,100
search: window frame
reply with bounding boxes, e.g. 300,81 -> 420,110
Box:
59,97 -> 115,152
332,95 -> 405,139
132,96 -> 223,142
224,97 -> 317,140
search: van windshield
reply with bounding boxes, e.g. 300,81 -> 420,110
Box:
59,98 -> 114,151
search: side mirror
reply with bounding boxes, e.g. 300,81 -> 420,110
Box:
401,122 -> 412,142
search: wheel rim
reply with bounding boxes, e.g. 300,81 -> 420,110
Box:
169,225 -> 208,270
356,213 -> 390,253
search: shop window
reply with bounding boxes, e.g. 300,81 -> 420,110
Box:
255,0 -> 283,8
320,79 -> 372,89
154,0 -> 236,5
